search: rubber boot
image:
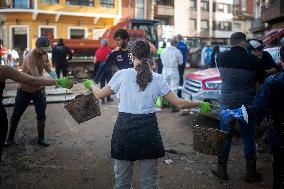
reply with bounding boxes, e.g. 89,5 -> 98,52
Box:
211,160 -> 229,180
37,121 -> 49,147
244,159 -> 261,182
4,116 -> 19,147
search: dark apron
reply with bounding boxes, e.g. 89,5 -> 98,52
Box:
111,112 -> 165,161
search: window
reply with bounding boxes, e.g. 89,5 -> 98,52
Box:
233,22 -> 241,30
223,4 -> 230,13
42,0 -> 59,4
135,0 -> 144,19
13,0 -> 30,8
213,21 -> 232,31
190,0 -> 197,11
201,20 -> 209,31
190,19 -> 197,30
201,1 -> 209,12
214,3 -> 232,13
69,28 -> 86,39
218,3 -> 224,12
100,0 -> 114,8
10,26 -> 29,50
241,0 -> 246,11
66,0 -> 94,6
39,26 -> 56,38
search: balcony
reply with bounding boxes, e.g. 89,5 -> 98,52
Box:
261,0 -> 284,23
250,18 -> 266,32
154,5 -> 174,17
0,0 -> 33,9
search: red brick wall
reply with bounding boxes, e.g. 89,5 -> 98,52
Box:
246,0 -> 253,14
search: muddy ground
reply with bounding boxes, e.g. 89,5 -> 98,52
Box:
0,86 -> 273,189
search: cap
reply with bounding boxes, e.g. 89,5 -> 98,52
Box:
36,36 -> 52,52
248,40 -> 265,51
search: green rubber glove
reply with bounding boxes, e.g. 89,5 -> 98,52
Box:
155,96 -> 162,108
199,101 -> 211,113
83,79 -> 94,90
56,77 -> 73,89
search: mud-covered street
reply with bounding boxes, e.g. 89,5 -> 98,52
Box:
0,83 -> 273,189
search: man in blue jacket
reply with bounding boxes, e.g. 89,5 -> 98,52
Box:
176,34 -> 188,97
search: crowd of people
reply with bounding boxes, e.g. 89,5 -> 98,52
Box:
213,32 -> 284,189
1,27 -> 284,188
0,31 -> 210,188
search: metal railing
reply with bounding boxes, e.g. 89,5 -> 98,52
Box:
100,0 -> 114,8
41,0 -> 59,4
66,0 -> 94,7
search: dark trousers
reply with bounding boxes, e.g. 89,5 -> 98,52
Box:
178,64 -> 185,97
100,70 -> 112,88
93,63 -> 99,80
55,63 -> 67,78
156,58 -> 163,74
273,149 -> 284,189
0,106 -> 8,161
12,89 -> 46,122
98,62 -> 112,100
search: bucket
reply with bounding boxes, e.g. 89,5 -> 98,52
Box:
64,93 -> 101,124
192,125 -> 228,156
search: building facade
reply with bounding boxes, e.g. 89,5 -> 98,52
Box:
232,0 -> 254,39
261,0 -> 284,29
174,0 -> 234,45
0,0 -> 121,50
250,0 -> 268,38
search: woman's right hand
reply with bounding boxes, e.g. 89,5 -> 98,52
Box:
56,77 -> 73,89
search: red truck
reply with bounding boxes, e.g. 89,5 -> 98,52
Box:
182,68 -> 221,109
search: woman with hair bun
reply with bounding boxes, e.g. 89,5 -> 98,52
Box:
83,39 -> 211,188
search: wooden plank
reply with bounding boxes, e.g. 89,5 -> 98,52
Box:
3,88 -> 73,98
3,94 -> 76,107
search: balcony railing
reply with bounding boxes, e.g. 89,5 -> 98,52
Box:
250,18 -> 266,32
41,0 -> 59,4
261,0 -> 284,23
0,0 -> 32,9
100,0 -> 114,8
66,0 -> 94,7
154,5 -> 174,16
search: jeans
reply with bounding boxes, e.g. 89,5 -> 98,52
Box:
55,63 -> 67,78
178,64 -> 185,86
219,104 -> 256,161
114,159 -> 159,189
12,88 -> 47,122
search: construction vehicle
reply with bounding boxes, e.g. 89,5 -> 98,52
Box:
48,19 -> 159,78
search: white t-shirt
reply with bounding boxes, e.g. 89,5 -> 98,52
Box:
108,68 -> 171,114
